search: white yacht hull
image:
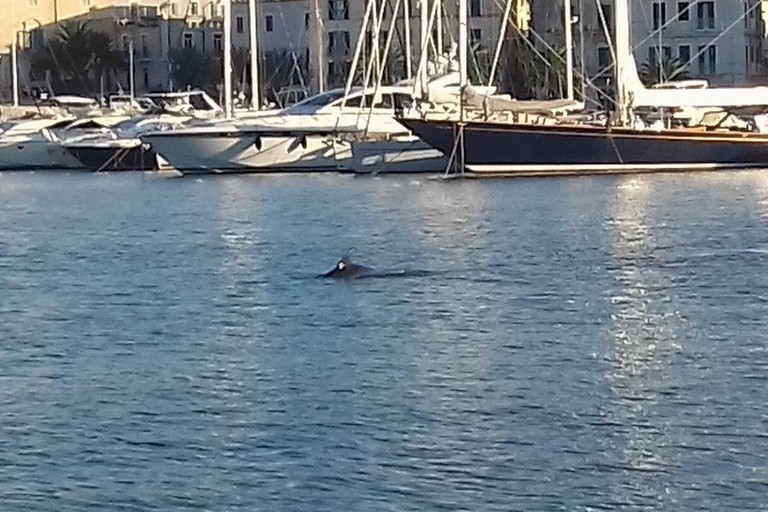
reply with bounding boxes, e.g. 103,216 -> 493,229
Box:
144,132 -> 354,174
351,138 -> 447,174
0,138 -> 84,170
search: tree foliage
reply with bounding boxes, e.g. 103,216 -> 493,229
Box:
501,39 -> 569,100
639,57 -> 690,85
30,21 -> 125,96
169,47 -> 222,94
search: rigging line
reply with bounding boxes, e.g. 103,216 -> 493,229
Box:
412,0 -> 441,98
381,0 -> 408,80
362,0 -> 391,93
486,0 -> 513,92
595,0 -> 615,69
635,0 -> 723,51
276,8 -> 309,95
489,0 -> 609,109
363,0 -> 402,139
674,2 -> 760,76
588,0 -> 757,85
523,2 -> 614,107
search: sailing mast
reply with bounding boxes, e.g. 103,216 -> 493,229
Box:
404,0 -> 412,79
419,0 -> 428,95
223,0 -> 233,118
564,0 -> 574,101
248,0 -> 259,109
11,35 -> 19,107
458,0 -> 467,87
309,0 -> 325,93
613,0 -> 630,125
11,0 -> 19,107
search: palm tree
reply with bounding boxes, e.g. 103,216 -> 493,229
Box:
502,39 -> 569,100
168,47 -> 221,94
639,57 -> 689,86
30,21 -> 125,96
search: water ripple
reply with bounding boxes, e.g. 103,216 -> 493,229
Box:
1,172 -> 767,510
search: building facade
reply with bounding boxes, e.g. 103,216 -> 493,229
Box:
6,0 -> 764,103
531,0 -> 766,92
2,0 -> 530,102
1,0 -> 310,102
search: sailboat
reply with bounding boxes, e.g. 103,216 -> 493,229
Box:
397,0 -> 768,176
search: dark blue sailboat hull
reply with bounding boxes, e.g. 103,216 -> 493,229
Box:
399,118 -> 768,176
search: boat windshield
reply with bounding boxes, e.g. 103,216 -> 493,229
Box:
282,90 -> 350,113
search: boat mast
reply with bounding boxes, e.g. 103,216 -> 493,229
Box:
435,0 -> 442,57
129,39 -> 135,101
11,0 -> 19,107
223,0 -> 233,118
419,0 -> 428,95
613,0 -> 631,125
248,0 -> 259,109
342,0 -> 375,102
458,0 -> 467,87
11,36 -> 19,107
578,0 -> 586,100
564,0 -> 574,101
309,0 -> 325,93
404,0 -> 412,79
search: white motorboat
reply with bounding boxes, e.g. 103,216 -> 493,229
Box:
139,74 -> 475,174
0,117 -> 85,170
59,115 -> 190,171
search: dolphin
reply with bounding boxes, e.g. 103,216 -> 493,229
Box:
322,257 -> 376,279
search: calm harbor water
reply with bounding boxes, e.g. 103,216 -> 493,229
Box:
1,170 -> 768,511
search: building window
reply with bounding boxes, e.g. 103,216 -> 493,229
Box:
265,14 -> 274,32
470,28 -> 482,42
328,31 -> 350,57
189,1 -> 198,16
696,1 -> 714,29
677,2 -> 689,21
470,0 -> 482,17
170,2 -> 178,16
327,61 -> 350,85
183,32 -> 194,48
143,67 -> 149,90
652,2 -> 667,30
328,0 -> 349,20
28,0 -> 39,6
648,46 -> 672,65
305,12 -> 310,29
597,46 -> 611,68
697,44 -> 716,74
121,33 -> 131,51
140,34 -> 148,57
236,16 -> 244,33
213,33 -> 222,51
678,44 -> 690,65
81,0 -> 91,7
